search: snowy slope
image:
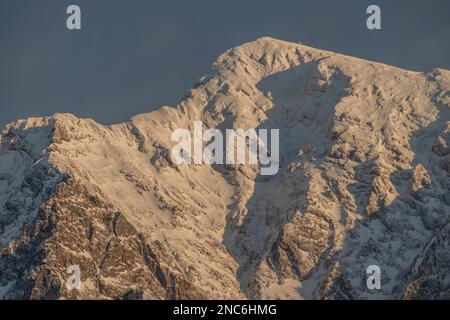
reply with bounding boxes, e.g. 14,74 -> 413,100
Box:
0,37 -> 449,299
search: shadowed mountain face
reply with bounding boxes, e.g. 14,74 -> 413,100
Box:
0,37 -> 449,300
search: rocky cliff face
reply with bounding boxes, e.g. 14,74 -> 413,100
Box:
0,37 -> 449,299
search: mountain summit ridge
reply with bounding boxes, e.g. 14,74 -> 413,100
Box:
1,37 -> 449,299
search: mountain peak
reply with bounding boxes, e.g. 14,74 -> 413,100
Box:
1,38 -> 449,300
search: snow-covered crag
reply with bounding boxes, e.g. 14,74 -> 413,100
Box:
1,37 -> 449,299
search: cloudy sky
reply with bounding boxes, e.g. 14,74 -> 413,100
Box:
1,0 -> 449,129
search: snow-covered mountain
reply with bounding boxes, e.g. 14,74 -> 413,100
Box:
1,37 -> 449,299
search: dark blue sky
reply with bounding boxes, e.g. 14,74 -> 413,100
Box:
1,0 -> 449,129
